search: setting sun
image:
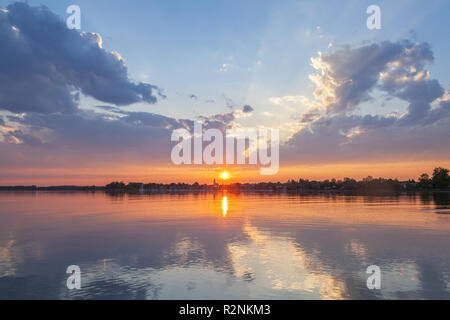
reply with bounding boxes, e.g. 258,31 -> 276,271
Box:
220,172 -> 230,180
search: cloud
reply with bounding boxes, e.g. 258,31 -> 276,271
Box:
1,102 -> 256,171
269,95 -> 312,107
299,112 -> 320,123
222,94 -> 235,109
309,40 -> 443,117
198,111 -> 235,131
0,109 -> 192,171
0,3 -> 234,175
1,128 -> 42,145
219,63 -> 231,72
1,2 -> 448,182
424,100 -> 450,125
283,40 -> 450,165
0,2 -> 164,115
269,95 -> 313,114
95,105 -> 128,114
394,79 -> 444,124
283,113 -> 450,164
242,105 -> 254,113
196,105 -> 254,131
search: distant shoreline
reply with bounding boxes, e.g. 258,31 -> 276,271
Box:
0,185 -> 103,191
1,167 -> 449,194
1,186 -> 449,196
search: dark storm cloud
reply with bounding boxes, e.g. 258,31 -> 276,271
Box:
0,2 -> 164,115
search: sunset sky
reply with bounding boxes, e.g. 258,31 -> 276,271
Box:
0,0 -> 449,185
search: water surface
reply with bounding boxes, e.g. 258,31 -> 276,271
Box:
0,192 -> 449,299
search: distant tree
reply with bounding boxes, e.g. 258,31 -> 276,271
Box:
418,173 -> 431,188
105,181 -> 126,190
432,167 -> 450,189
127,182 -> 143,190
343,177 -> 357,190
287,179 -> 298,190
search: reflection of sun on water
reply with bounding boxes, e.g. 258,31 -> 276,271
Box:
227,223 -> 348,299
222,196 -> 228,217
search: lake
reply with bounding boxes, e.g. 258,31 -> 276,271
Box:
0,191 -> 449,299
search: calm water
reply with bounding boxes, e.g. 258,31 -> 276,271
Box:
0,191 -> 449,300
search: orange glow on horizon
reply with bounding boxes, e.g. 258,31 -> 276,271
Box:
1,160 -> 450,186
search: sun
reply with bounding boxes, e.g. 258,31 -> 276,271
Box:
220,172 -> 230,180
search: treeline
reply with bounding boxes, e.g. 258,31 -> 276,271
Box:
416,167 -> 450,189
104,167 -> 450,193
275,167 -> 449,192
0,185 -> 99,191
105,181 -> 208,191
238,177 -> 404,193
2,168 -> 448,193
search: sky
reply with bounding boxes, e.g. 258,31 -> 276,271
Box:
0,0 -> 449,185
